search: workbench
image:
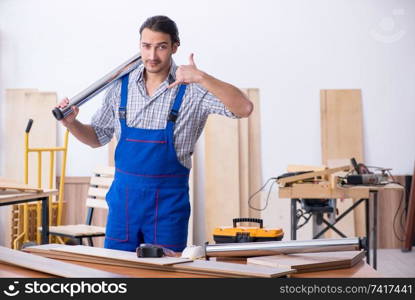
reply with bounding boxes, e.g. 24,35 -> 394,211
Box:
0,257 -> 381,278
0,189 -> 58,244
279,183 -> 404,270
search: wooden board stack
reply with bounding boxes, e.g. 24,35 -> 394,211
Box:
247,250 -> 365,273
0,246 -> 123,278
24,244 -> 294,278
0,178 -> 44,193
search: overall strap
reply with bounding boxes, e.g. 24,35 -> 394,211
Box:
118,74 -> 129,121
168,84 -> 187,123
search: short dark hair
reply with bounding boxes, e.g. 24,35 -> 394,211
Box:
139,15 -> 180,45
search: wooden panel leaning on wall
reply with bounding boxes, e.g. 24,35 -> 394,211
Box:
320,89 -> 364,238
204,89 -> 262,243
1,89 -> 57,248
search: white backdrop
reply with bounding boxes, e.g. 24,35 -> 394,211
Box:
1,0 -> 414,244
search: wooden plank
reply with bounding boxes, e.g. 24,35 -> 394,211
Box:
26,249 -> 170,272
0,190 -> 58,204
0,178 -> 43,192
24,244 -> 187,273
321,90 -> 364,237
321,90 -> 363,166
57,176 -> 90,184
25,244 -> 289,278
187,157 -> 194,245
287,165 -> 326,172
89,176 -> 113,188
85,198 -> 108,209
204,89 -> 262,242
244,89 -> 262,220
88,187 -> 108,199
247,251 -> 365,273
205,115 -> 240,243
52,245 -> 191,266
278,165 -> 350,185
23,245 -> 282,278
279,183 -> 369,199
238,112 -> 250,218
292,260 -> 382,278
48,224 -> 105,236
3,90 -> 57,183
0,246 -> 123,277
0,185 -> 42,193
22,245 -> 382,278
2,90 -> 57,248
173,260 -> 295,278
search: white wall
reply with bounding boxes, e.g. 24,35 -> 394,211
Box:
1,0 -> 414,244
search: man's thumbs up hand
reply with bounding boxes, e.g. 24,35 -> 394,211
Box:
168,53 -> 204,88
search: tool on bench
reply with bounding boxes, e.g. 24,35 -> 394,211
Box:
343,158 -> 391,185
213,218 -> 284,243
136,244 -> 164,258
276,165 -> 351,232
52,53 -> 142,120
204,237 -> 367,258
136,243 -> 183,258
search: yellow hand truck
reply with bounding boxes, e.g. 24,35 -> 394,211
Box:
12,119 -> 69,249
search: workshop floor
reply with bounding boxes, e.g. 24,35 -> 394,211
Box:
376,249 -> 415,277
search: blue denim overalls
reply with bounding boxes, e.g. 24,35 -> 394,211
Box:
104,73 -> 190,252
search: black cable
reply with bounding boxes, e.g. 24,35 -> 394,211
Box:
387,171 -> 408,235
296,208 -> 312,229
248,177 -> 278,211
391,182 -> 406,242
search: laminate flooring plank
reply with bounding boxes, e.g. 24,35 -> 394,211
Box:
0,246 -> 124,277
247,250 -> 365,273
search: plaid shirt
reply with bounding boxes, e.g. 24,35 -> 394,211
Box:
91,60 -> 238,169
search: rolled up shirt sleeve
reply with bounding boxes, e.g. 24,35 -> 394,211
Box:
90,81 -> 120,146
195,84 -> 240,119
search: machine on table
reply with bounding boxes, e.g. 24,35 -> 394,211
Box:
276,158 -> 402,269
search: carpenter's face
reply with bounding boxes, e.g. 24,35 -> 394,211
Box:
140,28 -> 178,74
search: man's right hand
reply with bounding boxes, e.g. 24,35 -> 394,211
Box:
55,98 -> 101,148
57,97 -> 79,128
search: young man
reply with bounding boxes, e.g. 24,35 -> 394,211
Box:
58,15 -> 253,252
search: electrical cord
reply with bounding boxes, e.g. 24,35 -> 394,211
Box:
296,207 -> 312,229
248,177 -> 278,211
248,170 -> 408,242
248,177 -> 313,229
391,182 -> 406,242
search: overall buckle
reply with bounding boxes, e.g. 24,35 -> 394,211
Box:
168,110 -> 178,122
119,109 -> 126,120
